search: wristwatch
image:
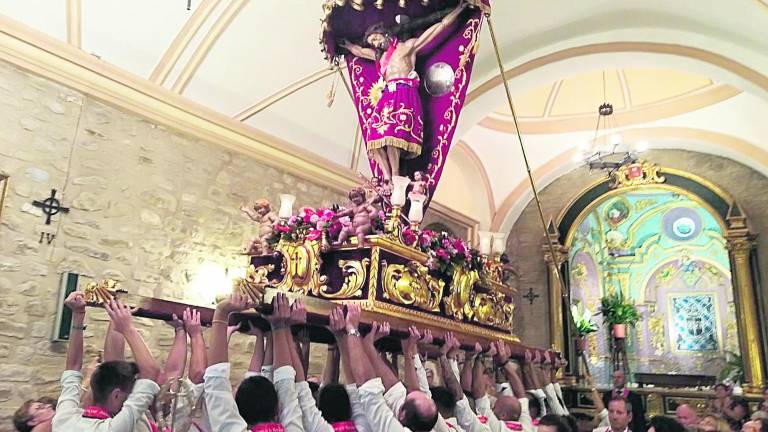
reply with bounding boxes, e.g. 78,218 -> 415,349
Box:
347,328 -> 361,337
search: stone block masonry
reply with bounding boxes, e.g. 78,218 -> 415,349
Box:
0,60 -> 343,430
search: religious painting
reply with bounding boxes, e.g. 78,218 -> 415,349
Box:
669,294 -> 719,352
603,197 -> 630,227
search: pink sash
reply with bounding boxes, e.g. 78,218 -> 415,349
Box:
377,38 -> 399,77
445,421 -> 459,431
614,388 -> 629,398
82,405 -> 111,420
505,421 -> 524,431
478,416 -> 488,424
332,420 -> 358,432
251,423 -> 285,432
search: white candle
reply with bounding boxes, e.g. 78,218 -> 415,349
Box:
492,232 -> 507,255
408,194 -> 426,223
391,176 -> 410,207
478,231 -> 492,256
278,194 -> 295,219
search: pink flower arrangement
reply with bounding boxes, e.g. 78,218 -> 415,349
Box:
402,227 -> 482,280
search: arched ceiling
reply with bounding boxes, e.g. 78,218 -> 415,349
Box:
1,0 -> 767,234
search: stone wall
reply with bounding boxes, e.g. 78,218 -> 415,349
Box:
0,60 -> 345,430
507,149 -> 768,352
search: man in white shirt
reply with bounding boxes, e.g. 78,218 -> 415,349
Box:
335,304 -> 438,432
52,294 -> 162,432
471,342 -> 533,432
202,292 -> 304,432
593,397 -> 633,432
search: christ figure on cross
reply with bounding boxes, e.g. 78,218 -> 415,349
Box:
341,2 -> 468,181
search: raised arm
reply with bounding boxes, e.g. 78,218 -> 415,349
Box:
288,300 -> 308,383
343,305 -> 376,386
362,321 -> 400,390
246,326 -> 265,376
462,343 -> 482,393
413,2 -> 468,52
322,345 -> 341,386
103,321 -> 126,362
163,314 -> 188,381
402,326 -> 424,394
496,342 -> 526,398
183,308 -> 206,384
63,291 -> 87,371
340,40 -> 376,60
105,299 -> 160,381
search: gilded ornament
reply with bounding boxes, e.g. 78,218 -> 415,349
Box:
84,279 -> 125,304
154,377 -> 197,431
274,239 -> 328,295
232,264 -> 274,304
610,160 -> 666,189
321,259 -> 370,299
472,291 -> 514,331
444,264 -> 479,320
381,260 -> 444,312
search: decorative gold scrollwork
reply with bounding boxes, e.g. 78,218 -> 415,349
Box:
84,279 -> 126,304
381,260 -> 444,312
444,265 -> 479,320
472,291 -> 514,331
611,160 -> 666,189
275,239 -> 328,295
321,259 -> 370,299
232,264 -> 274,304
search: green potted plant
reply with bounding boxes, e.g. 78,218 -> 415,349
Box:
571,302 -> 598,350
599,290 -> 641,338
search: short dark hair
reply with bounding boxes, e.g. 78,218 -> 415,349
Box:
527,395 -> 542,416
430,386 -> 456,412
235,376 -> 278,425
563,415 -> 579,432
12,400 -> 34,432
609,396 -> 633,416
91,361 -> 139,405
308,381 -> 321,397
401,397 -> 438,432
317,384 -> 351,423
538,414 -> 572,432
752,418 -> 768,432
648,416 -> 686,432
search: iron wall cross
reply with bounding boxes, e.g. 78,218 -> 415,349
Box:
523,287 -> 540,305
32,188 -> 70,224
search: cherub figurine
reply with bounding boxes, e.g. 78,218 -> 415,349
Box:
362,175 -> 392,208
241,198 -> 278,255
408,171 -> 429,199
333,187 -> 378,247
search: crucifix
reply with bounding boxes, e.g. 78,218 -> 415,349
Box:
523,287 -> 540,305
32,188 -> 69,243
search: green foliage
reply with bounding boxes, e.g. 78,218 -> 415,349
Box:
571,303 -> 598,337
599,290 -> 641,327
705,350 -> 745,384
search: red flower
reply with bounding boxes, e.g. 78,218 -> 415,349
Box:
403,229 -> 417,245
436,249 -> 451,262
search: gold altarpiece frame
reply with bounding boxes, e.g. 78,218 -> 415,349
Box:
551,161 -> 766,392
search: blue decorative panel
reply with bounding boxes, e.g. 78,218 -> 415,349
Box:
671,295 -> 718,351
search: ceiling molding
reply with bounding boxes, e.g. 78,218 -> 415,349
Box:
490,127 -> 768,232
466,42 -> 768,108
234,67 -> 337,121
66,0 -> 81,48
171,0 -> 247,94
149,0 -> 223,85
480,84 -> 740,135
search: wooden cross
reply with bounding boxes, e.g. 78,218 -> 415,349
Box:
523,287 -> 540,305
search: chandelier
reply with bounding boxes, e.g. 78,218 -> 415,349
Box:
577,71 -> 647,174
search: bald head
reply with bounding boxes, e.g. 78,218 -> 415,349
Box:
398,391 -> 438,432
494,395 -> 522,421
676,404 -> 700,428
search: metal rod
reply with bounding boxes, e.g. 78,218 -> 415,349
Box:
485,13 -> 586,375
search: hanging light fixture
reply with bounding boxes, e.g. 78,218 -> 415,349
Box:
578,70 -> 645,175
